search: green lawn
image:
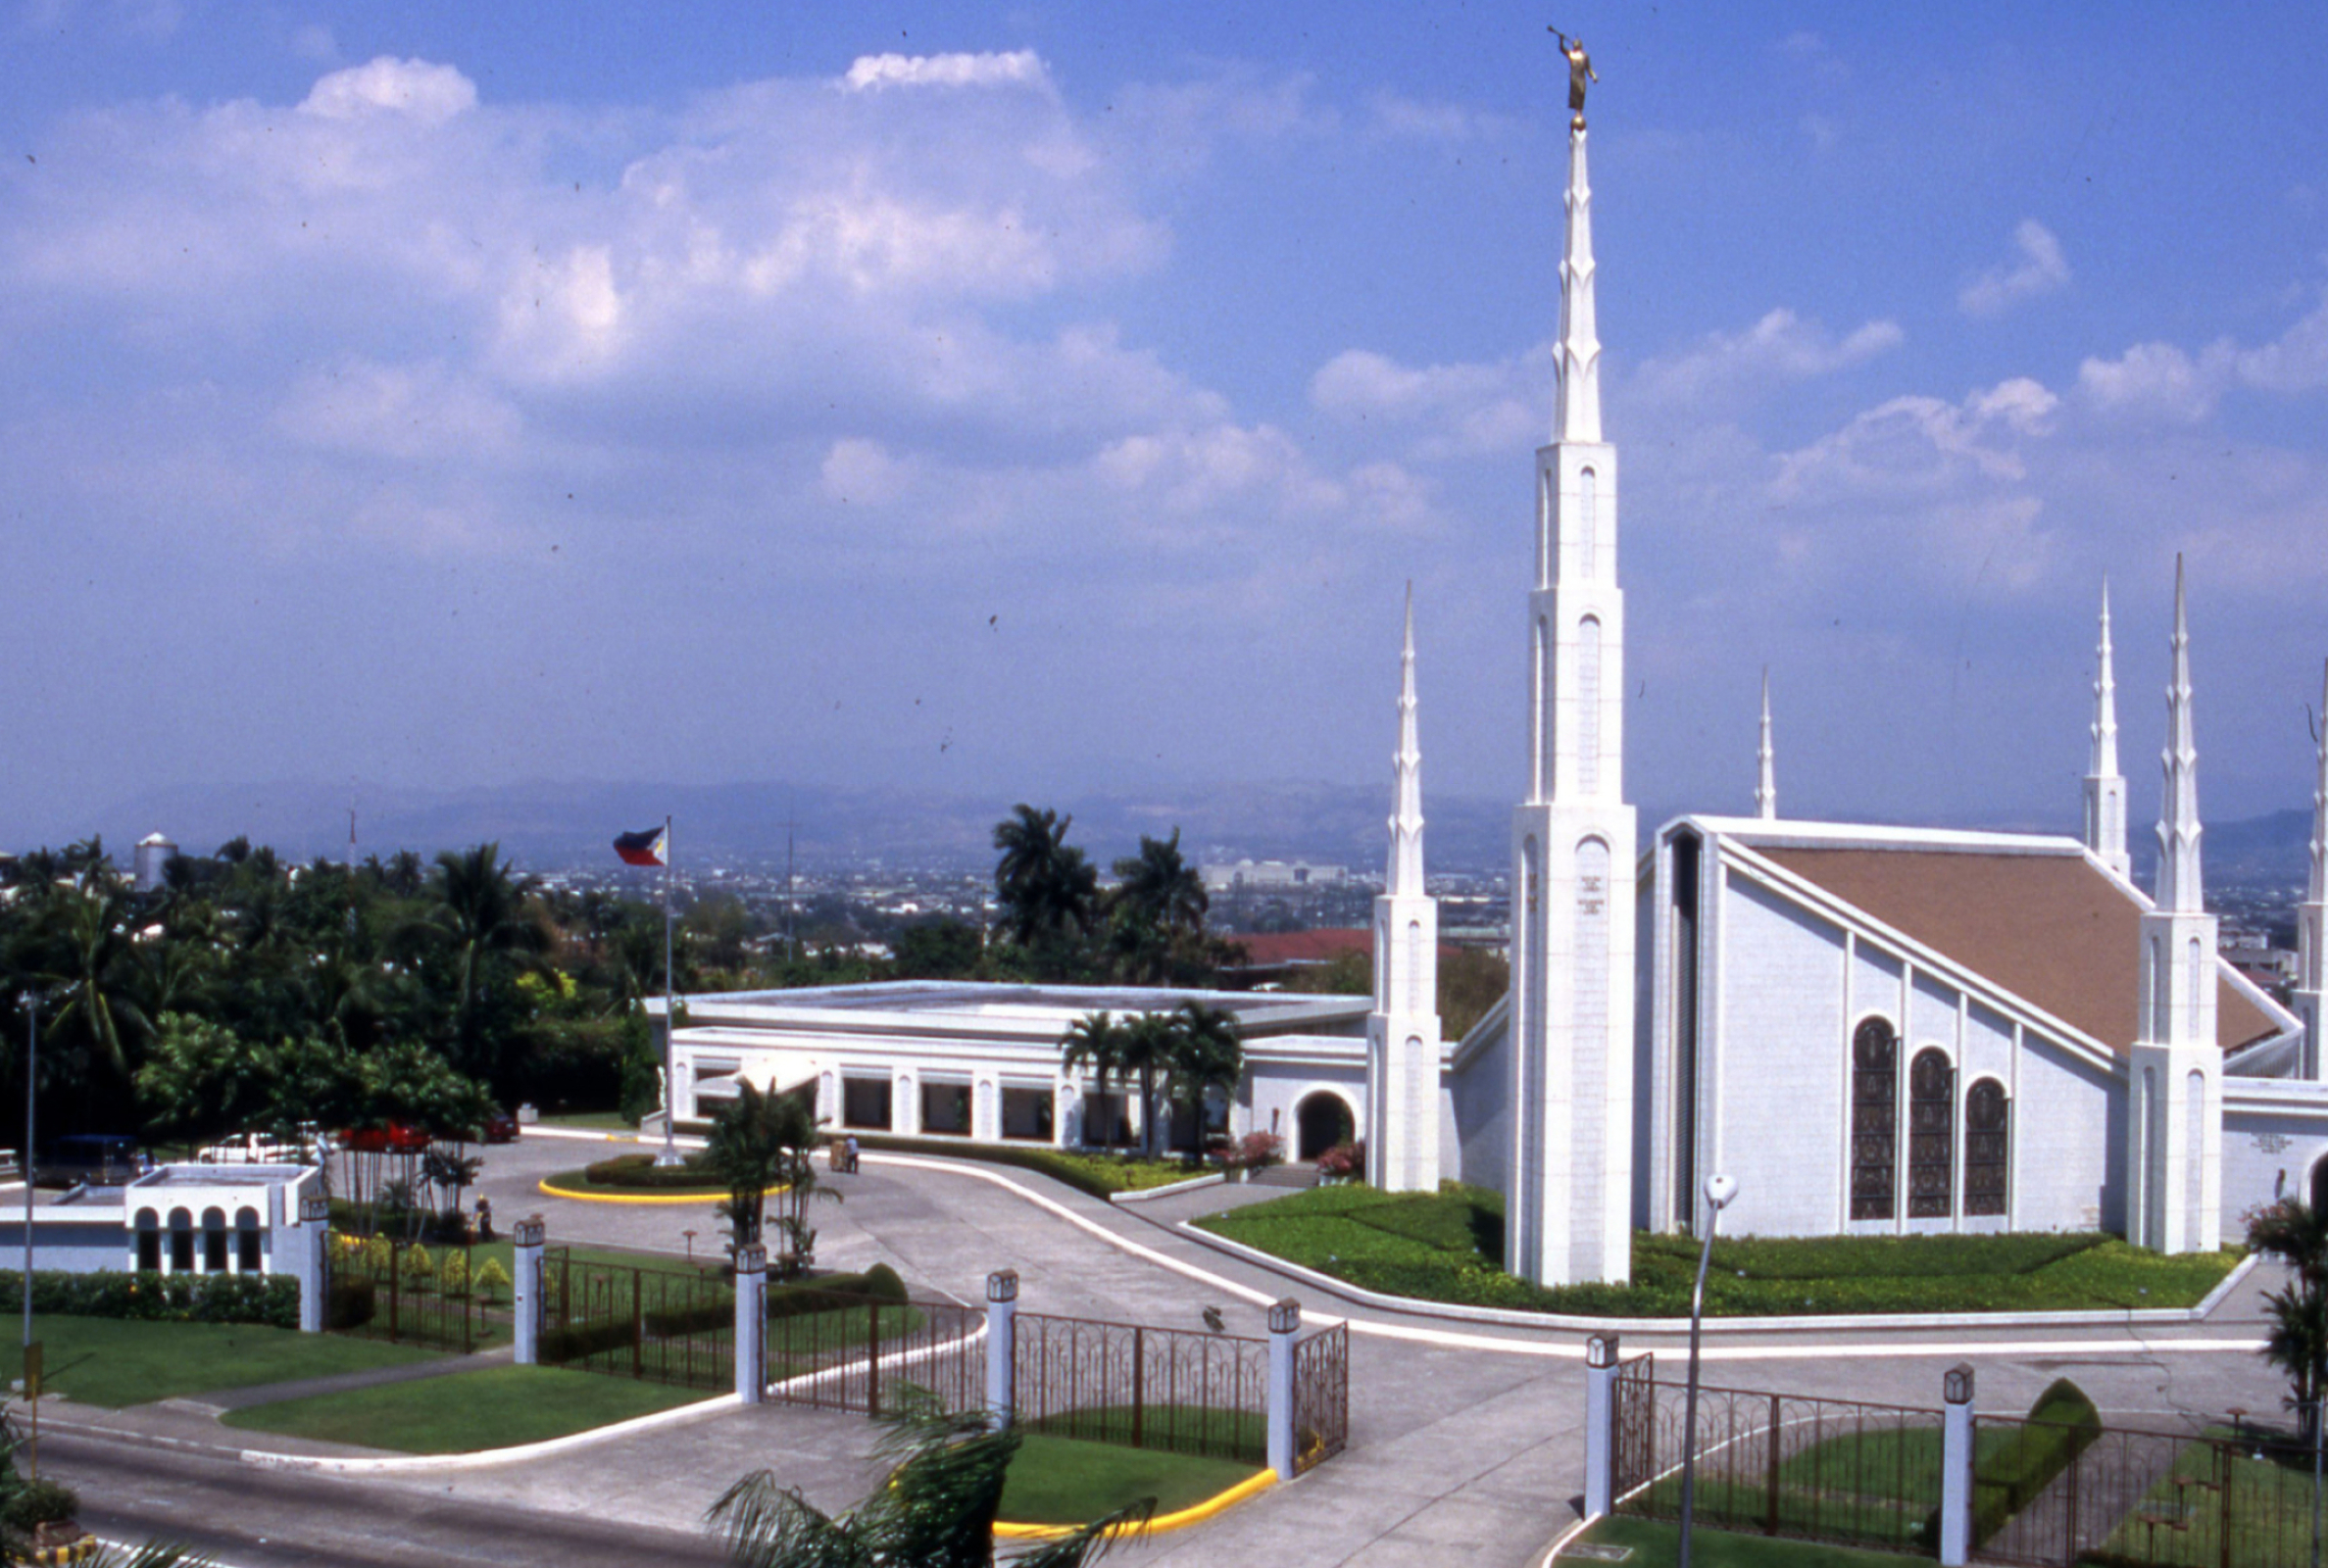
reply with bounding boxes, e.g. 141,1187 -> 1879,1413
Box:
222,1363 -> 712,1452
999,1433 -> 1261,1524
531,1112 -> 637,1131
1197,1184 -> 2243,1316
20,1316 -> 441,1408
542,1159 -> 729,1198
1020,1403 -> 1266,1467
2087,1428 -> 2324,1567
847,1135 -> 1208,1198
1578,1516 -> 1929,1567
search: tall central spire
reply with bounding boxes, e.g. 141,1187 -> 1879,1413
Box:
1389,584 -> 1424,897
1555,124 -> 1602,446
2083,580 -> 2130,880
2155,558 -> 2204,914
2297,657 -> 2328,1079
1756,667 -> 1777,820
1509,111 -> 1637,1289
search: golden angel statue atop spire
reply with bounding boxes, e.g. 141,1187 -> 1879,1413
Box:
1550,26 -> 1597,122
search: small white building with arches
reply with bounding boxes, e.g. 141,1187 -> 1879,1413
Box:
0,1163 -> 321,1279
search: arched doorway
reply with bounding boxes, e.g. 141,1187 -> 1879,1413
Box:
2309,1152 -> 2328,1215
1295,1092 -> 1355,1162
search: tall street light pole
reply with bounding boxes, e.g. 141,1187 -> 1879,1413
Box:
19,992 -> 34,1349
1677,1171 -> 1738,1568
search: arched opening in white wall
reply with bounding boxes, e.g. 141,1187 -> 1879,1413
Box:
235,1206 -> 263,1273
1849,1018 -> 1898,1221
201,1205 -> 228,1273
1295,1092 -> 1356,1161
1907,1048 -> 1955,1219
2310,1152 -> 2328,1215
1577,466 -> 1598,578
1964,1079 -> 2010,1217
168,1207 -> 194,1274
134,1208 -> 161,1272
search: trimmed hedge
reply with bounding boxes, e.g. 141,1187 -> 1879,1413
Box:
576,1154 -> 728,1194
329,1277 -> 376,1331
1967,1379 -> 2102,1546
540,1315 -> 642,1364
0,1269 -> 299,1329
841,1135 -> 1201,1200
767,1262 -> 909,1321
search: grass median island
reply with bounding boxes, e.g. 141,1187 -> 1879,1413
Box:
998,1433 -> 1263,1525
1196,1183 -> 2243,1316
221,1363 -> 712,1452
21,1315 -> 441,1407
1577,1517 -> 1928,1567
541,1152 -> 732,1198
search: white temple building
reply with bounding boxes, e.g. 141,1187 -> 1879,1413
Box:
659,90 -> 2328,1286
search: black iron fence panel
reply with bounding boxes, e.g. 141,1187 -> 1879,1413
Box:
1013,1311 -> 1269,1466
324,1227 -> 490,1352
765,1289 -> 982,1416
1975,1420 -> 2320,1568
539,1247 -> 735,1393
1614,1378 -> 1948,1557
1292,1323 -> 1349,1472
1612,1350 -> 1657,1498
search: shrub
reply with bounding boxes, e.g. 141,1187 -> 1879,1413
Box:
0,1270 -> 299,1330
473,1257 -> 512,1304
328,1276 -> 376,1331
1225,1132 -> 1283,1170
1315,1141 -> 1365,1180
642,1297 -> 733,1338
538,1315 -> 642,1364
439,1250 -> 470,1298
400,1244 -> 433,1291
577,1154 -> 726,1193
1,1477 -> 78,1532
765,1263 -> 912,1322
841,1134 -> 1199,1199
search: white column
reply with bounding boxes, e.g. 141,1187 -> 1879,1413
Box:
1368,588 -> 1445,1192
985,1269 -> 1018,1428
513,1216 -> 545,1366
1940,1364 -> 1975,1567
1583,1332 -> 1620,1517
1266,1298 -> 1300,1481
295,1193 -> 329,1335
734,1244 -> 768,1402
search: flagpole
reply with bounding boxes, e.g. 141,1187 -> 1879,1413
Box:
657,812 -> 680,1167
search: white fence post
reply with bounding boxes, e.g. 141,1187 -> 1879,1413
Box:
985,1269 -> 1018,1428
734,1244 -> 768,1402
1941,1363 -> 1975,1566
295,1193 -> 329,1334
1584,1332 -> 1620,1517
513,1216 -> 545,1366
1267,1298 -> 1301,1481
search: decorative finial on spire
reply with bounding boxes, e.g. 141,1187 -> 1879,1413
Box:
1388,584 -> 1425,898
1549,27 -> 1597,128
1756,667 -> 1777,820
2155,555 -> 2204,914
1553,79 -> 1602,446
2084,579 -> 2131,879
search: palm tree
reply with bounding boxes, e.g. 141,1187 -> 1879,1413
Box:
991,806 -> 1098,954
705,1081 -> 835,1270
1059,1011 -> 1130,1150
32,873 -> 151,1096
1163,1003 -> 1243,1157
712,1407 -> 1147,1568
427,843 -> 545,1077
1106,831 -> 1208,983
1117,1011 -> 1181,1159
2249,1197 -> 2328,1440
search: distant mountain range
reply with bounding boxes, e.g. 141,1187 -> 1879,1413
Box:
42,781 -> 2319,889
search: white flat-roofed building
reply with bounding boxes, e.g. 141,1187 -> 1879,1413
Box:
0,1162 -> 322,1277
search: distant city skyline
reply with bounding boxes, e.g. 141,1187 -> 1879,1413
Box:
5,4 -> 2326,848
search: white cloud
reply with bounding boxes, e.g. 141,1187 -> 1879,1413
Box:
841,50 -> 1052,94
1363,91 -> 1516,142
819,438 -> 915,506
2236,287 -> 2328,393
2077,340 -> 2234,422
299,57 -> 477,126
1775,376 -> 2058,500
1631,309 -> 1902,413
1958,219 -> 2070,317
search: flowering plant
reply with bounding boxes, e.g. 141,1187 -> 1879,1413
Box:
1222,1131 -> 1283,1171
1315,1140 -> 1365,1180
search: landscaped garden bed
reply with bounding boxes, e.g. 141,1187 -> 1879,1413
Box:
841,1134 -> 1212,1199
541,1152 -> 731,1197
1575,1516 -> 1929,1567
221,1363 -> 711,1451
1196,1184 -> 2243,1316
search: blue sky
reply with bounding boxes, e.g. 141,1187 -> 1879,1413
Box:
4,1 -> 2326,851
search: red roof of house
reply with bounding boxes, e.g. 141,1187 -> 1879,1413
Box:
1230,929 -> 1373,966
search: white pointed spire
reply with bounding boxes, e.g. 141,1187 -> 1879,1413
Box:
2311,657 -> 2328,907
2083,580 -> 2131,880
2155,556 -> 2204,914
1755,667 -> 1777,820
1554,122 -> 1602,446
1389,584 -> 1425,897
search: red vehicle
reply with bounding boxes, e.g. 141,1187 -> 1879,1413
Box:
482,1112 -> 519,1145
335,1121 -> 433,1154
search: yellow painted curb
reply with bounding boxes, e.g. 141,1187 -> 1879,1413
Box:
536,1179 -> 727,1205
992,1466 -> 1275,1540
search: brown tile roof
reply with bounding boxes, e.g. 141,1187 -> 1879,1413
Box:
1752,845 -> 2281,1056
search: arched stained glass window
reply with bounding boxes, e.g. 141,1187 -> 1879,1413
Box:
1907,1049 -> 1956,1218
1849,1018 -> 1898,1221
1964,1079 -> 2009,1217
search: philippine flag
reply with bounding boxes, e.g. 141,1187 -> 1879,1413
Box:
614,825 -> 669,867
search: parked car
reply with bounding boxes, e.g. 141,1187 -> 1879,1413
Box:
481,1111 -> 519,1144
335,1122 -> 433,1154
195,1129 -> 309,1164
41,1134 -> 141,1188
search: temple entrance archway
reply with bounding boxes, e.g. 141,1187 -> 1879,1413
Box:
1296,1091 -> 1355,1161
2309,1152 -> 2328,1215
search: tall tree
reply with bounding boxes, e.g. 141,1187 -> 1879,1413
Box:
2250,1198 -> 2328,1441
1117,1011 -> 1180,1159
426,843 -> 545,1083
992,806 -> 1099,961
704,1080 -> 833,1271
1163,1003 -> 1243,1156
1105,830 -> 1208,983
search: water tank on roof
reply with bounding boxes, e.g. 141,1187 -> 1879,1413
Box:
133,831 -> 176,893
